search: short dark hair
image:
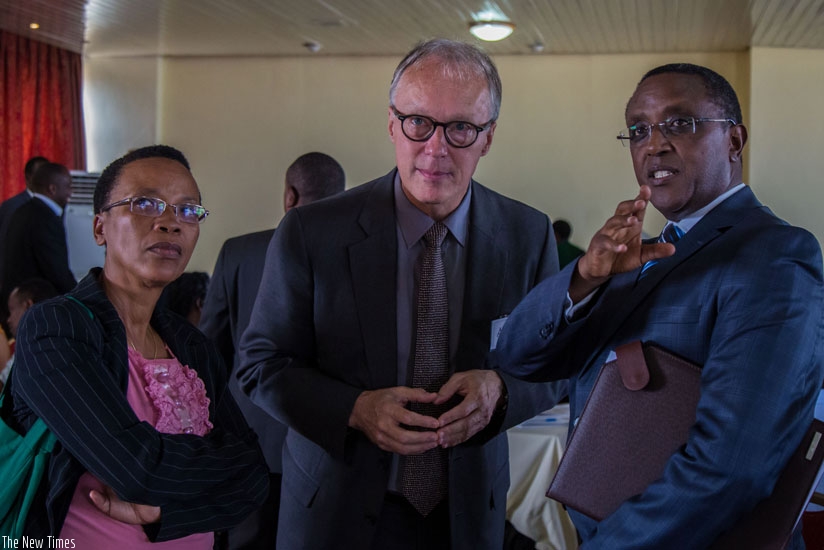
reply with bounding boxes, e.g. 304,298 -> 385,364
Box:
285,152 -> 345,203
94,145 -> 191,214
24,156 -> 49,184
11,278 -> 58,304
634,63 -> 742,125
159,271 -> 209,320
389,38 -> 502,122
552,219 -> 572,240
30,163 -> 70,194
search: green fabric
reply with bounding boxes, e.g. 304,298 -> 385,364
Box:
557,240 -> 585,268
0,389 -> 56,538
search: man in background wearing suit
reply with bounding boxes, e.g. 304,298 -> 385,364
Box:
1,162 -> 76,306
0,156 -> 49,315
199,151 -> 345,549
238,39 -> 562,550
497,64 -> 823,548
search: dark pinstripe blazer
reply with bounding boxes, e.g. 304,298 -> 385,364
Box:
9,269 -> 269,541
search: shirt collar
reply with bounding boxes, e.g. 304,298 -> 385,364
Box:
393,171 -> 470,249
32,193 -> 63,217
667,183 -> 746,234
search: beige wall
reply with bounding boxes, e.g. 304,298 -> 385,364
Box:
749,47 -> 824,243
83,48 -> 823,273
83,57 -> 160,170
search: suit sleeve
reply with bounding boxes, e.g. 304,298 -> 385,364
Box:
584,227 -> 824,548
34,216 -> 77,293
495,260 -> 585,381
494,212 -> 568,430
199,242 -> 235,371
13,301 -> 269,541
237,209 -> 363,460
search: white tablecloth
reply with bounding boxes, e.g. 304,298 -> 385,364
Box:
507,403 -> 579,550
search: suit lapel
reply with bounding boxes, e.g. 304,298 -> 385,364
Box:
457,182 -> 508,371
586,186 -> 764,362
348,174 -> 399,388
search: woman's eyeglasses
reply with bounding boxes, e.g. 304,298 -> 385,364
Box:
100,196 -> 209,224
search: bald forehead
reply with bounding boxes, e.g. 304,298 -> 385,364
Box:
397,58 -> 494,120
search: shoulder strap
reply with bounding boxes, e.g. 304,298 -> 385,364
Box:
66,295 -> 94,320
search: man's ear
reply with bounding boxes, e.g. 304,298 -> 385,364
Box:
284,185 -> 299,212
388,106 -> 397,143
729,123 -> 748,162
480,121 -> 497,157
93,214 -> 106,246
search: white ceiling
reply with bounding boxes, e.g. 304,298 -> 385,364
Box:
1,0 -> 823,58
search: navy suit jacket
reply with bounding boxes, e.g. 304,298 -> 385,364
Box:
497,186 -> 824,548
0,190 -> 32,279
237,170 -> 564,550
9,270 -> 269,540
199,228 -> 288,473
1,196 -> 76,302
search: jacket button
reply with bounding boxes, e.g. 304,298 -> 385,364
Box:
539,322 -> 554,339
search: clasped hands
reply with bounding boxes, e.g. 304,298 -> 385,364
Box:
349,369 -> 504,455
570,185 -> 676,302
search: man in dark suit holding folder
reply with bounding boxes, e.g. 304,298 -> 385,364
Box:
497,64 -> 824,548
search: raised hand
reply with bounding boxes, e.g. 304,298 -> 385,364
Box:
570,185 -> 675,301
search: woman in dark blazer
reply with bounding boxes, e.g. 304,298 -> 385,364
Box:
8,145 -> 268,546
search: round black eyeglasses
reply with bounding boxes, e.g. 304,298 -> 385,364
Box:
392,108 -> 493,148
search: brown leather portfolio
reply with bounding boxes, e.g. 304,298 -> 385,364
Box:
546,341 -> 701,520
547,340 -> 824,548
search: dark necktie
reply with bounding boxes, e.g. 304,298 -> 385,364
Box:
401,222 -> 449,517
640,223 -> 684,277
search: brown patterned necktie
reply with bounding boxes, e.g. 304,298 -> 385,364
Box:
401,221 -> 450,516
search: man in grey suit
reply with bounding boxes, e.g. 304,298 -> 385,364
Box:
199,151 -> 345,549
238,39 -> 562,550
1,162 -> 76,306
496,64 -> 823,548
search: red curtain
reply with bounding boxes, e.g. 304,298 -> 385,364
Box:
0,30 -> 86,201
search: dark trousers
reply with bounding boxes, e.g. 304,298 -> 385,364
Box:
216,472 -> 281,550
371,493 -> 450,550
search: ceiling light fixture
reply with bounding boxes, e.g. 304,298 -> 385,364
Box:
29,22 -> 40,30
469,20 -> 515,42
303,41 -> 322,53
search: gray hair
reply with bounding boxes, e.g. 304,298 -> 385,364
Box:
389,38 -> 502,122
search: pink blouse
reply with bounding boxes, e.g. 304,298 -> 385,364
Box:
59,347 -> 214,548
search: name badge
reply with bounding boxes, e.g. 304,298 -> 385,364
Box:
489,316 -> 508,351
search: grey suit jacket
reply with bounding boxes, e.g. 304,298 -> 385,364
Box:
237,170 -> 563,550
497,186 -> 824,548
199,228 -> 288,473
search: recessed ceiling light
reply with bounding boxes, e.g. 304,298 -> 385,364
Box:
29,22 -> 40,30
303,41 -> 322,53
469,21 -> 515,42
